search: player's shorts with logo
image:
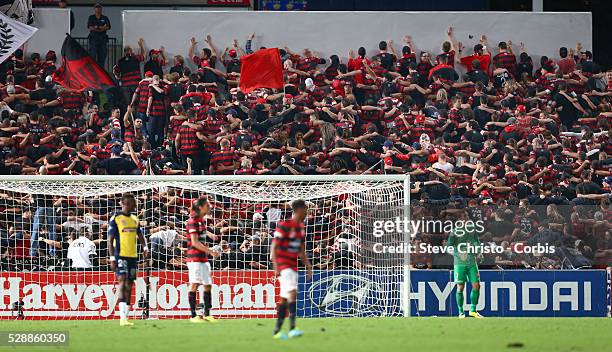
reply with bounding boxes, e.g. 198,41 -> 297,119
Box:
116,257 -> 138,280
454,264 -> 480,284
278,268 -> 298,299
187,261 -> 212,285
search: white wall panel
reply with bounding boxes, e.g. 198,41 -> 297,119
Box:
26,9 -> 71,58
123,11 -> 592,73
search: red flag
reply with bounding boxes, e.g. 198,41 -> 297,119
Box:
239,48 -> 283,93
52,35 -> 115,91
459,54 -> 491,74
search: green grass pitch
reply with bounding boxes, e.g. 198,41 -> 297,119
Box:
0,318 -> 610,352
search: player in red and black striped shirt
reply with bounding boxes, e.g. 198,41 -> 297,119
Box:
271,200 -> 312,339
186,197 -> 218,323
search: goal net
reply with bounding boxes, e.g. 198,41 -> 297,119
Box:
0,175 -> 410,320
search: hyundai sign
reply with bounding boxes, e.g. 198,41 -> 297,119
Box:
298,270 -> 610,317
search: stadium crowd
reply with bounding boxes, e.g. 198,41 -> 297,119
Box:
0,26 -> 610,272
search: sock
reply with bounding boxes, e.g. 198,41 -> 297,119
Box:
203,291 -> 212,317
188,291 -> 197,318
470,288 -> 480,312
456,290 -> 464,314
124,296 -> 131,319
119,301 -> 127,320
288,301 -> 297,330
274,302 -> 288,334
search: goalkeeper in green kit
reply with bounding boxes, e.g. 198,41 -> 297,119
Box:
447,214 -> 484,319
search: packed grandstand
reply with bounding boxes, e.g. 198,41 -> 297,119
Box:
0,25 -> 610,273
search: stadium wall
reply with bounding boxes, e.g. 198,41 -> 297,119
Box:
1,270 -> 608,319
122,11 -> 592,74
68,5 -> 250,41
27,9 -> 71,59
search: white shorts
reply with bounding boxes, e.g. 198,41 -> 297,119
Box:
278,268 -> 298,299
187,261 -> 212,285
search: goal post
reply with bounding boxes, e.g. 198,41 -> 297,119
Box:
403,176 -> 411,317
0,174 -> 411,319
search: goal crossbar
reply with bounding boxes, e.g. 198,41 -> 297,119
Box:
0,175 -> 409,182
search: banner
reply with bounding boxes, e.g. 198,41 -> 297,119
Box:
207,0 -> 251,5
0,0 -> 33,24
299,270 -> 610,318
0,271 -> 278,320
299,270 -> 403,317
1,269 -> 608,319
259,0 -> 306,11
0,11 -> 36,64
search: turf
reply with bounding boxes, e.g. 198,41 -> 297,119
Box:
0,318 -> 610,352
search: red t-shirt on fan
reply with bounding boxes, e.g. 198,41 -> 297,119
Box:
273,219 -> 305,271
186,214 -> 208,263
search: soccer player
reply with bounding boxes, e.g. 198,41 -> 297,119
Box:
270,199 -> 313,340
447,212 -> 484,318
108,193 -> 148,326
186,197 -> 219,323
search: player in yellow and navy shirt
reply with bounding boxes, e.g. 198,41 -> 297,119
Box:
107,193 -> 148,326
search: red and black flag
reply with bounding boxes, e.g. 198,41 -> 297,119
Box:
52,34 -> 115,91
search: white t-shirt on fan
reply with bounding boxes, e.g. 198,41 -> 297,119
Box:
67,236 -> 96,268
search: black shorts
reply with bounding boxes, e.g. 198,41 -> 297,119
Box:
116,257 -> 138,281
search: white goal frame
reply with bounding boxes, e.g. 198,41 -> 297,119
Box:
0,174 -> 411,318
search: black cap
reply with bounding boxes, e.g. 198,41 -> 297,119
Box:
93,3 -> 102,8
